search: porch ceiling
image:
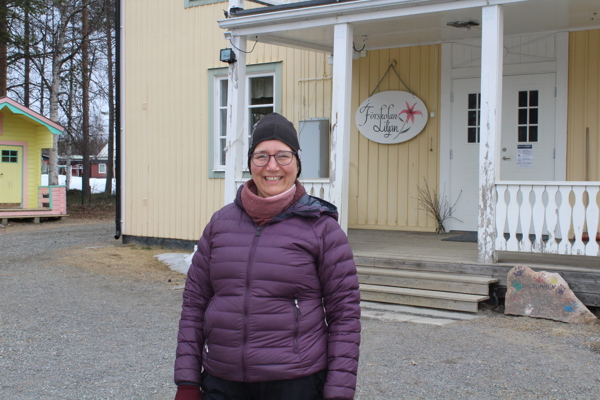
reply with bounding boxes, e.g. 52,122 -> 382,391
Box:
220,0 -> 600,52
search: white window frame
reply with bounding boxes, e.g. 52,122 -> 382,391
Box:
209,62 -> 281,178
99,163 -> 106,174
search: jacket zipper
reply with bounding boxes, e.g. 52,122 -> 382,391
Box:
293,296 -> 301,353
242,225 -> 263,380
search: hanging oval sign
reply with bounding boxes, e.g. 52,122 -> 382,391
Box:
355,91 -> 428,144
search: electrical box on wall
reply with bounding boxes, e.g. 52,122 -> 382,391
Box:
298,119 -> 330,179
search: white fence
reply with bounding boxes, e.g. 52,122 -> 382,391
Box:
495,181 -> 600,257
41,174 -> 116,194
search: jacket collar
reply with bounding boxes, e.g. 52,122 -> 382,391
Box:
234,184 -> 339,222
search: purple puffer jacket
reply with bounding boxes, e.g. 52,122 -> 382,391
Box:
175,186 -> 361,399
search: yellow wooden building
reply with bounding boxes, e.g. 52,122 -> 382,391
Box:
119,0 -> 599,262
0,97 -> 66,223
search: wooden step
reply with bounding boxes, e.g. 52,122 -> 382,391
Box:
357,266 -> 498,295
360,283 -> 489,313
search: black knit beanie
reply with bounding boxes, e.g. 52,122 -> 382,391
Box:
248,113 -> 302,177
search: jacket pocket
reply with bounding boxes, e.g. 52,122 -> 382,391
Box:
203,297 -> 216,338
293,296 -> 301,353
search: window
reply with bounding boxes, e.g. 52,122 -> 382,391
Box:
517,90 -> 539,142
1,150 -> 18,163
467,93 -> 481,144
208,62 -> 282,178
99,163 -> 106,174
184,0 -> 221,8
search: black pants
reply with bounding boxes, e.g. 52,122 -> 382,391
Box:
201,369 -> 326,400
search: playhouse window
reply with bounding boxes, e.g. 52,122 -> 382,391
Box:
1,150 -> 18,163
99,163 -> 106,174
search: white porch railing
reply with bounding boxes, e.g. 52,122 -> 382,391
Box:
495,181 -> 600,256
300,178 -> 331,200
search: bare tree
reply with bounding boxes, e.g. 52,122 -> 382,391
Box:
4,0 -> 114,198
103,0 -> 115,194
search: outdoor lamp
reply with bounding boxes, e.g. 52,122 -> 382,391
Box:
220,48 -> 236,64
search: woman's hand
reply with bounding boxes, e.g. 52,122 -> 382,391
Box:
175,385 -> 202,400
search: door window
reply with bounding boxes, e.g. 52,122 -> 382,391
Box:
517,90 -> 539,142
1,150 -> 18,163
467,93 -> 481,143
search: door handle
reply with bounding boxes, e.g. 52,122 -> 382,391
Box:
502,156 -> 511,160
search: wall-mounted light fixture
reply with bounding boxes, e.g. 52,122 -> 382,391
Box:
220,48 -> 236,64
446,20 -> 480,30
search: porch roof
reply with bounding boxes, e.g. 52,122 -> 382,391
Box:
221,0 -> 600,52
0,97 -> 64,136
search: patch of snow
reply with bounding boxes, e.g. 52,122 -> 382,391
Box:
155,246 -> 196,275
41,174 -> 116,194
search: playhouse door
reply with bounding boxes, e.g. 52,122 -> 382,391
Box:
0,145 -> 24,206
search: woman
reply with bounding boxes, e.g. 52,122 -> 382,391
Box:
174,113 -> 361,400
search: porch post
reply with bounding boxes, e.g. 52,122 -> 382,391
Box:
224,35 -> 247,204
477,5 -> 504,263
329,23 -> 354,232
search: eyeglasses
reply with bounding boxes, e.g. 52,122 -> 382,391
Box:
250,151 -> 296,167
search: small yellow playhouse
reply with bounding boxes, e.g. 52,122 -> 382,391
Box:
0,97 -> 66,223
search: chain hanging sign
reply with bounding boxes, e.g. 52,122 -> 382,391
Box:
355,91 -> 428,144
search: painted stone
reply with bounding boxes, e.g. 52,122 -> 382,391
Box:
505,265 -> 596,324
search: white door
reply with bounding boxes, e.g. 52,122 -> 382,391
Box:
448,74 -> 556,231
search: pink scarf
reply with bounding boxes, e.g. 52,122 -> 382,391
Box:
241,180 -> 306,226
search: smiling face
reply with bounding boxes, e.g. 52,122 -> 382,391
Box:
250,140 -> 299,198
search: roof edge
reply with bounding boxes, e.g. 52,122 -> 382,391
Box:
0,97 -> 64,135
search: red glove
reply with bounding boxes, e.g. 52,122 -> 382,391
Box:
175,385 -> 202,400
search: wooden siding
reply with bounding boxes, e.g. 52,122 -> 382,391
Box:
124,0 -> 332,241
348,46 -> 441,232
0,112 -> 49,209
567,29 -> 600,181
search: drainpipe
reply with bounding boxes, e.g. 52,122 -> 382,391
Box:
114,0 -> 122,239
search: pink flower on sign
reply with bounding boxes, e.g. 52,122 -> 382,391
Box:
399,102 -> 423,125
393,102 -> 424,139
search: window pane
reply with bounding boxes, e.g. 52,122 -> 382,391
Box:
518,91 -> 528,107
529,90 -> 538,107
220,138 -> 226,165
467,127 -> 477,143
220,80 -> 228,106
529,126 -> 538,142
518,109 -> 528,125
518,126 -> 528,142
250,77 -> 273,105
220,109 -> 227,136
468,93 -> 478,109
251,106 -> 274,127
468,110 -> 478,126
529,108 -> 538,124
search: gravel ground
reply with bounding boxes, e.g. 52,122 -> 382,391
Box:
1,220 -> 600,400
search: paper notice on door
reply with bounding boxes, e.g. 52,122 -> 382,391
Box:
517,144 -> 533,168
